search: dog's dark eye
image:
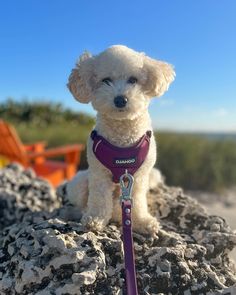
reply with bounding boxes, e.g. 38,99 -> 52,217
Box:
127,77 -> 138,84
102,77 -> 112,85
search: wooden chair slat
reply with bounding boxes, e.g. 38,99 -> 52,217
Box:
0,121 -> 25,161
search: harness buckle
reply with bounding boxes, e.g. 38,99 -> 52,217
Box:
119,170 -> 134,206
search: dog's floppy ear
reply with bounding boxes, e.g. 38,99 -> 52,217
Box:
143,55 -> 175,98
67,51 -> 94,103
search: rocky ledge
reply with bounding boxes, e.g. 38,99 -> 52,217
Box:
0,164 -> 236,295
0,163 -> 60,230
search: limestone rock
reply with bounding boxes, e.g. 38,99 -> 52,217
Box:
0,165 -> 236,294
0,164 -> 61,230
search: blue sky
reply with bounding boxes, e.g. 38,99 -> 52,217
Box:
0,0 -> 236,132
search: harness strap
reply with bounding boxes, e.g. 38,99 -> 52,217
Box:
122,200 -> 138,295
91,130 -> 151,183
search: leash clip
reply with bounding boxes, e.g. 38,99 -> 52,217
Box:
119,170 -> 134,206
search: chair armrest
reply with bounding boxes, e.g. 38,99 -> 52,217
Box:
24,141 -> 47,152
28,144 -> 84,160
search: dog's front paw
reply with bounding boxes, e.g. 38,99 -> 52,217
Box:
81,214 -> 105,232
133,215 -> 159,237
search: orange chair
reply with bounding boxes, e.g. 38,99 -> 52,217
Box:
0,120 -> 85,187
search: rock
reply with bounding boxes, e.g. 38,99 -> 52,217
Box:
0,165 -> 236,294
0,164 -> 61,230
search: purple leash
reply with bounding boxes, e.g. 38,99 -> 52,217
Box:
90,130 -> 151,294
120,171 -> 138,295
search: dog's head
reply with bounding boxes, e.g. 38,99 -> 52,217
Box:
68,45 -> 175,120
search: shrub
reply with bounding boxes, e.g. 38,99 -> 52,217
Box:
156,132 -> 236,192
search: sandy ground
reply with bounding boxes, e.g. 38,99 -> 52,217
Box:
189,190 -> 236,262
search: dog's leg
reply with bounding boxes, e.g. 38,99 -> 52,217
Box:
81,171 -> 114,231
65,170 -> 88,210
131,175 -> 159,236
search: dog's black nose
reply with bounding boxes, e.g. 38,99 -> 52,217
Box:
114,96 -> 128,108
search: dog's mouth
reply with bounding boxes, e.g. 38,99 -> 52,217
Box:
104,106 -> 139,121
112,106 -> 128,113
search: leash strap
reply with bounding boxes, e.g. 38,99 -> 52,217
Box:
120,172 -> 138,295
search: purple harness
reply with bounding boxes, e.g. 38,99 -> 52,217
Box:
91,130 -> 151,182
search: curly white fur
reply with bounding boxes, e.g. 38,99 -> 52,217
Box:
65,45 -> 175,235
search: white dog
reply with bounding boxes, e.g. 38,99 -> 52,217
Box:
63,45 -> 175,236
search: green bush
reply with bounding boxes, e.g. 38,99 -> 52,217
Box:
0,98 -> 95,127
156,133 -> 236,192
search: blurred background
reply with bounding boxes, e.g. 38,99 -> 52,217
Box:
0,0 -> 236,248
